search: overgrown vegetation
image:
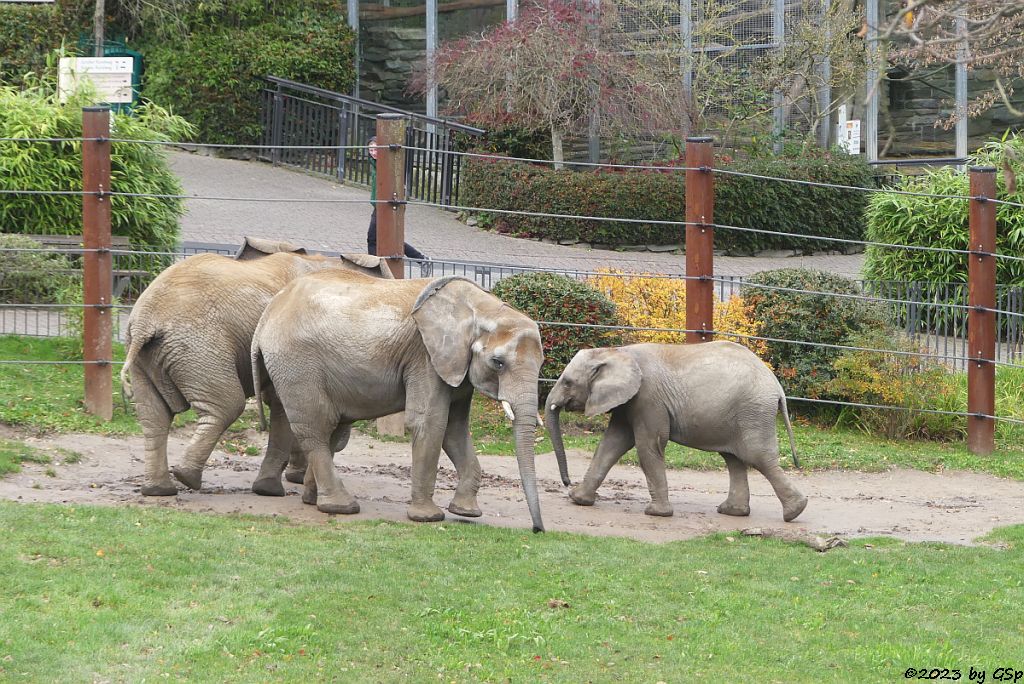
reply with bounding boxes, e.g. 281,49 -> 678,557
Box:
491,273 -> 621,387
0,235 -> 78,304
586,271 -> 768,359
0,83 -> 192,252
865,133 -> 1024,285
461,151 -> 873,252
138,0 -> 357,144
0,438 -> 51,476
1,503 -> 1023,681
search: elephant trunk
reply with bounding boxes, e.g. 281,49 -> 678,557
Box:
511,394 -> 544,533
544,401 -> 571,487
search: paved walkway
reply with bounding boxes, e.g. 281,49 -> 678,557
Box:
169,150 -> 866,278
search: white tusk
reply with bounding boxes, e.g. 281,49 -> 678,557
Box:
501,400 -> 515,421
550,404 -> 557,411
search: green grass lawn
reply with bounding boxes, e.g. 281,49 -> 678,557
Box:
3,335 -> 1024,480
0,502 -> 1021,681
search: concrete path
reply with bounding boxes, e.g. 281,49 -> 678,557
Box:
168,150 -> 866,278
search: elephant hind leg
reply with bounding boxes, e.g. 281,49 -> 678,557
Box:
740,447 -> 808,522
717,452 -> 751,517
171,388 -> 246,491
133,371 -> 178,496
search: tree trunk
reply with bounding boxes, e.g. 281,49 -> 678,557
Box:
551,126 -> 564,170
93,0 -> 106,57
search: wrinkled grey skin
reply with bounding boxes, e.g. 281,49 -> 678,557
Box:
545,342 -> 807,522
121,240 -> 393,497
251,275 -> 547,532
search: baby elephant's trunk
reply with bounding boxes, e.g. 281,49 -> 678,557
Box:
544,402 -> 572,487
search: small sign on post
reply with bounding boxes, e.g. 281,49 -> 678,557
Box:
836,105 -> 861,155
59,57 -> 134,104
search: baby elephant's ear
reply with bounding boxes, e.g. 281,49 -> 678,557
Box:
235,237 -> 306,259
585,351 -> 642,417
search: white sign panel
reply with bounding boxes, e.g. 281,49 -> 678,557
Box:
840,119 -> 862,155
58,56 -> 134,104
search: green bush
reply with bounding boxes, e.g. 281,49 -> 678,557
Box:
0,234 -> 78,304
864,132 -> 1024,285
140,2 -> 357,145
491,272 -> 622,388
460,151 -> 874,253
0,83 -> 193,253
741,268 -> 888,411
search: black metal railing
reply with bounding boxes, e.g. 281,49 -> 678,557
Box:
258,76 -> 485,206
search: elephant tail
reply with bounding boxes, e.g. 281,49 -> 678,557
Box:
779,394 -> 800,469
119,320 -> 152,402
251,339 -> 267,432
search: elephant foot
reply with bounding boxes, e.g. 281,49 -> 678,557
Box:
644,501 -> 674,517
782,495 -> 808,523
284,467 -> 306,485
448,501 -> 482,518
717,501 -> 751,517
171,465 -> 203,491
317,497 -> 361,515
301,484 -> 318,506
251,476 -> 286,497
407,502 -> 445,523
568,485 -> 596,507
140,480 -> 178,496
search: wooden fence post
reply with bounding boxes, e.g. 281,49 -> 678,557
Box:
967,165 -> 997,455
375,113 -> 408,279
82,106 -> 113,420
375,113 -> 408,435
685,136 -> 714,343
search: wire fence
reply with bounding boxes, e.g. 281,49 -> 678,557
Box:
2,134 -> 1023,431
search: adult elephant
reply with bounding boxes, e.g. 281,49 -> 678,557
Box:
121,238 -> 393,496
545,342 -> 807,522
251,275 -> 547,532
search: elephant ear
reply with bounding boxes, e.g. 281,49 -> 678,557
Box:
585,351 -> 642,417
235,237 -> 307,260
411,277 -> 481,387
339,253 -> 395,278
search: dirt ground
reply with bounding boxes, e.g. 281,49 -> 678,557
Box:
2,426 -> 1022,546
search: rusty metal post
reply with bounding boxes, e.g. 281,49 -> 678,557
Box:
685,136 -> 714,343
375,113 -> 408,279
82,106 -> 113,420
968,166 -> 997,454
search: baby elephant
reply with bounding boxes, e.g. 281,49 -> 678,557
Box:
545,341 -> 807,522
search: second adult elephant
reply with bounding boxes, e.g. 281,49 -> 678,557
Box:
121,242 -> 392,496
251,275 -> 547,532
545,342 -> 808,522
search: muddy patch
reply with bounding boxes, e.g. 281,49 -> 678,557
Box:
1,426 -> 1022,545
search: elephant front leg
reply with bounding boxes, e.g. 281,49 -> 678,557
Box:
570,412 -> 634,507
442,393 -> 482,518
717,452 -> 751,517
406,400 -> 451,523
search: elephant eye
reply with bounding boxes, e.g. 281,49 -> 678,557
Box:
491,357 -> 505,371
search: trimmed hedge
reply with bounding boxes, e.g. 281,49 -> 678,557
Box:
140,2 -> 357,145
0,4 -> 61,85
460,152 -> 874,254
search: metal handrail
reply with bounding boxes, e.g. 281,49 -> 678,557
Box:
264,75 -> 486,135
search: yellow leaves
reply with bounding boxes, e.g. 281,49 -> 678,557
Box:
587,271 -> 768,360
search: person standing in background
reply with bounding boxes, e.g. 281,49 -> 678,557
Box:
366,136 -> 431,275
